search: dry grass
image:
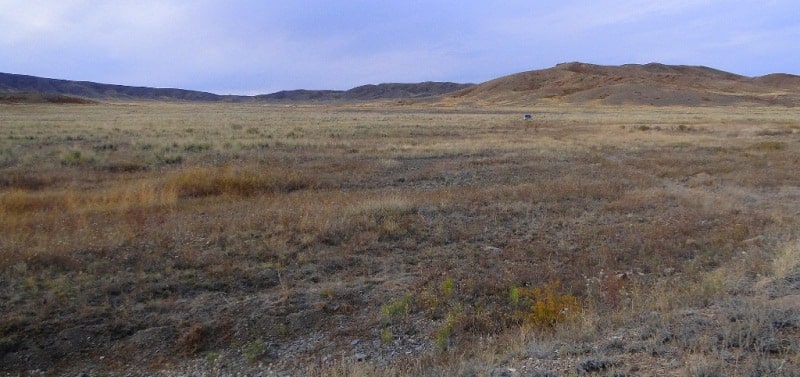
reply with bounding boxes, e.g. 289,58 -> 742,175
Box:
1,102 -> 799,375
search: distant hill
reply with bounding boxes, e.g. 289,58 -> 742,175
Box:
0,72 -> 472,102
344,82 -> 474,100
256,82 -> 473,101
0,72 -> 223,101
445,62 -> 800,106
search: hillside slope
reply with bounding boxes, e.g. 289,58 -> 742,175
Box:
446,62 -> 800,106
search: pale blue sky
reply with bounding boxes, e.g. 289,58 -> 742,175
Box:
1,0 -> 798,94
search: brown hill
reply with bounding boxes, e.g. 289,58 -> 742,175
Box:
447,62 -> 800,106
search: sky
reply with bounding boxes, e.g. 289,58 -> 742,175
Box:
1,0 -> 798,95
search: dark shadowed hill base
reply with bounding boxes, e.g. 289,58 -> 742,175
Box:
446,62 -> 800,106
0,92 -> 96,104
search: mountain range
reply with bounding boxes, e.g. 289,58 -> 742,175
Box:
0,72 -> 471,103
2,62 -> 799,106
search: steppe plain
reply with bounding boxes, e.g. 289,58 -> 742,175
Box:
1,98 -> 799,376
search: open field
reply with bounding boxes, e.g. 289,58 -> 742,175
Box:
1,102 -> 800,376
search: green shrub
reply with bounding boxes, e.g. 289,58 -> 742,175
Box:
380,327 -> 393,345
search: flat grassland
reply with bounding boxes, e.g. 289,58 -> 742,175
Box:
1,102 -> 799,376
